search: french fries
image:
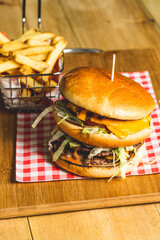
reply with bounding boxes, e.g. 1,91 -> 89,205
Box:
29,52 -> 48,61
20,76 -> 42,93
30,93 -> 43,103
0,41 -> 28,54
37,39 -> 67,82
15,29 -> 37,42
6,69 -> 21,75
52,35 -> 64,45
27,32 -> 55,41
21,89 -> 32,98
0,29 -> 68,106
19,65 -> 35,75
0,32 -> 10,44
13,53 -> 49,72
26,39 -> 50,46
12,46 -> 54,56
44,79 -> 57,92
0,56 -> 8,63
0,60 -> 20,73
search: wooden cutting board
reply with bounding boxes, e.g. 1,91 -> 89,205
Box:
0,49 -> 160,220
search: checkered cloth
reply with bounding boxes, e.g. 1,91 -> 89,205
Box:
16,71 -> 160,182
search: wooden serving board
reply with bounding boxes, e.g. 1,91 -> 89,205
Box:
1,49 -> 160,220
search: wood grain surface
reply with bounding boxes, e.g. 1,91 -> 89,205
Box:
0,49 -> 160,220
0,0 -> 160,239
28,204 -> 160,240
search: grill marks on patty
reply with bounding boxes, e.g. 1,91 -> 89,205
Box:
51,138 -> 143,167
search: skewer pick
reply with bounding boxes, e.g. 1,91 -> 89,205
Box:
111,54 -> 116,82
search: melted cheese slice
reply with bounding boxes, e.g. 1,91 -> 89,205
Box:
90,114 -> 151,139
67,103 -> 151,139
77,110 -> 87,121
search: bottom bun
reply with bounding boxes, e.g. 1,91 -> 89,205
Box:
50,143 -> 145,178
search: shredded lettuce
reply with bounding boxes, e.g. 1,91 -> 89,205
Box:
51,136 -> 81,162
82,126 -> 108,134
69,139 -> 81,148
88,147 -> 110,159
112,150 -> 116,168
118,148 -> 128,179
112,147 -> 131,179
125,146 -> 136,152
32,105 -> 54,128
52,137 -> 70,162
48,129 -> 65,150
57,114 -> 69,125
49,127 -> 81,161
49,123 -> 135,180
54,100 -> 83,126
51,126 -> 60,136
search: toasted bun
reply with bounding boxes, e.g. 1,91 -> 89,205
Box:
60,67 -> 155,120
53,110 -> 152,148
50,142 -> 145,178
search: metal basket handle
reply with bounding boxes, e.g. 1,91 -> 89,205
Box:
22,0 -> 41,33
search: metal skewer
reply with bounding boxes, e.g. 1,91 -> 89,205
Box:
22,0 -> 26,33
22,0 -> 42,33
38,0 -> 41,31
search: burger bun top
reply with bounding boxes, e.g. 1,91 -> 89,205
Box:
60,67 -> 155,120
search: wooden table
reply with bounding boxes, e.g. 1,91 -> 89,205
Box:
1,0 -> 160,239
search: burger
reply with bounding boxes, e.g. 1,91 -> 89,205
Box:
48,67 -> 155,179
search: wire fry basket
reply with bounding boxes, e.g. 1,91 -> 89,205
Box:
0,55 -> 63,112
0,0 -> 65,112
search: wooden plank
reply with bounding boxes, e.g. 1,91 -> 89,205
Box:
1,0 -> 160,52
1,193 -> 160,220
0,217 -> 32,240
29,204 -> 160,240
138,0 -> 160,32
0,49 -> 160,220
22,0 -> 79,48
0,0 -> 21,39
59,0 -> 160,51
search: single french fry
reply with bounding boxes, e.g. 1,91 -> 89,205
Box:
52,35 -> 64,45
15,29 -> 37,42
20,76 -> 42,93
6,69 -> 21,75
19,65 -> 35,75
1,52 -> 9,57
0,32 -> 10,44
37,39 -> 67,82
21,89 -> 32,98
16,32 -> 54,42
0,41 -> 28,54
0,56 -> 8,62
30,93 -> 43,103
26,39 -> 50,46
13,53 -> 49,72
29,52 -> 48,61
44,79 -> 57,92
0,60 -> 20,73
28,32 -> 55,41
12,46 -> 54,56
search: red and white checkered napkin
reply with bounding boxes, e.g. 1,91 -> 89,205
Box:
16,71 -> 160,182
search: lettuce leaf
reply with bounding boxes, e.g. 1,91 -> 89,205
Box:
54,100 -> 83,126
82,126 -> 108,134
69,139 -> 81,148
52,137 -> 70,162
88,147 -> 110,159
112,147 -> 129,179
48,129 -> 65,150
